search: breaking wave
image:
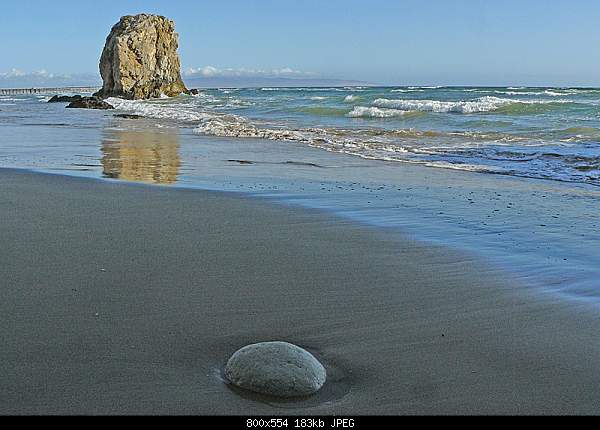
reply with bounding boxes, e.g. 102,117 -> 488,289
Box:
347,106 -> 420,118
103,87 -> 600,186
371,97 -> 575,114
373,96 -> 509,113
106,97 -> 217,122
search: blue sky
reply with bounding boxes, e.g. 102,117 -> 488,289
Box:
1,0 -> 600,86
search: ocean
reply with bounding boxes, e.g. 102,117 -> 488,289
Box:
3,86 -> 600,186
109,86 -> 600,186
1,86 -> 599,304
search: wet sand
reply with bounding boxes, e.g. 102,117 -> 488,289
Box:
2,168 -> 600,415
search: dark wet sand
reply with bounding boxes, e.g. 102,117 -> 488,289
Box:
2,168 -> 600,415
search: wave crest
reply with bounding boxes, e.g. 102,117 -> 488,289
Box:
371,96 -> 575,114
372,96 -> 512,113
347,106 -> 418,118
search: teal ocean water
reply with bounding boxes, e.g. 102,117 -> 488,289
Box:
105,86 -> 600,186
3,86 -> 600,185
0,86 -> 599,305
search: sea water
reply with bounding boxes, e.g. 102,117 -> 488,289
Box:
1,87 -> 599,305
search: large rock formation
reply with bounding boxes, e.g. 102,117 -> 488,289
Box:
94,14 -> 189,100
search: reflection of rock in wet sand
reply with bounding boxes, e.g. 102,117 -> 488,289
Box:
101,129 -> 181,184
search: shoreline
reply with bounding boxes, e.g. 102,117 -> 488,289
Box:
3,168 -> 600,414
3,113 -> 600,309
6,134 -> 600,308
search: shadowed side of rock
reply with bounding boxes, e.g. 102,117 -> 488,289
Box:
94,14 -> 189,100
66,96 -> 114,110
48,95 -> 83,103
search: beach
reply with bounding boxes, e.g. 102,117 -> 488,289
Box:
2,168 -> 600,415
2,0 -> 600,417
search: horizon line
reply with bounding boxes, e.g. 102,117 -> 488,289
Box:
3,84 -> 600,91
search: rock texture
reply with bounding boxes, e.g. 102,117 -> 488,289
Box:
48,95 -> 83,103
94,14 -> 189,100
224,342 -> 327,397
66,96 -> 114,110
114,113 -> 144,119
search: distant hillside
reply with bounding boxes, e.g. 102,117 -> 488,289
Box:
183,76 -> 376,89
0,73 -> 101,89
0,73 -> 375,90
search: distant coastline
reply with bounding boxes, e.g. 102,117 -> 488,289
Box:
4,78 -> 600,91
0,74 -> 377,90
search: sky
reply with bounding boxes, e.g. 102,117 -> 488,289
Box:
1,0 -> 600,87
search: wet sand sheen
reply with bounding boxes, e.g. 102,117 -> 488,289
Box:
2,168 -> 600,415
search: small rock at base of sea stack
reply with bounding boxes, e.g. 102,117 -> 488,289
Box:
94,14 -> 189,100
224,341 -> 327,397
48,95 -> 83,103
66,96 -> 114,110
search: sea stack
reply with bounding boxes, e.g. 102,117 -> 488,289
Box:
94,14 -> 189,100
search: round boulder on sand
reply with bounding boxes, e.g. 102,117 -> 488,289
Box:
224,341 -> 327,397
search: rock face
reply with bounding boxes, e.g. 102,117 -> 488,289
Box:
66,96 -> 114,110
114,113 -> 144,119
224,342 -> 327,397
48,95 -> 83,103
94,14 -> 189,100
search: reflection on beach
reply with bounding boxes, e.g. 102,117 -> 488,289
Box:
101,128 -> 181,184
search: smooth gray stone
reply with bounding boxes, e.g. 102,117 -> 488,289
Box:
224,341 -> 327,397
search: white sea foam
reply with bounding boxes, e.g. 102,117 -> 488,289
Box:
422,160 -> 502,173
407,86 -> 442,90
106,97 -> 301,140
372,96 -> 513,113
104,93 -> 592,185
391,88 -> 424,93
194,118 -> 309,141
106,97 -> 220,122
500,91 -> 546,96
105,96 -> 520,148
347,106 -> 414,118
344,95 -> 359,102
190,92 -> 221,103
372,96 -> 573,114
261,87 -> 340,92
490,89 -> 579,97
541,89 -> 594,96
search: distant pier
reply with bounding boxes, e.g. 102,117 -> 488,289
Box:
0,86 -> 101,95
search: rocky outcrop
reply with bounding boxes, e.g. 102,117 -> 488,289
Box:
48,95 -> 83,103
66,96 -> 114,110
94,14 -> 189,100
114,113 -> 144,119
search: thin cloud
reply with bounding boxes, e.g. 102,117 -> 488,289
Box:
0,69 -> 100,87
184,65 -> 316,78
0,68 -> 70,79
